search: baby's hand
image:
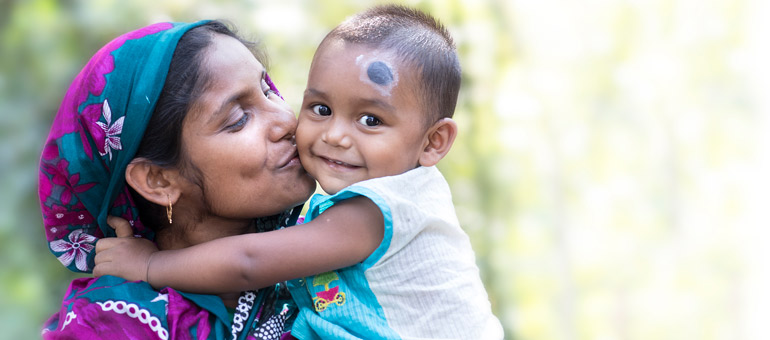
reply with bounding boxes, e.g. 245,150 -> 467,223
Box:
94,216 -> 158,284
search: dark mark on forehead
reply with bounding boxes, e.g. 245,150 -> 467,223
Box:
367,61 -> 393,86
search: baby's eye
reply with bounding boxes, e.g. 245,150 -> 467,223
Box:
312,104 -> 332,116
358,115 -> 381,127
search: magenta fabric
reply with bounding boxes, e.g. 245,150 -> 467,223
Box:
38,22 -> 196,273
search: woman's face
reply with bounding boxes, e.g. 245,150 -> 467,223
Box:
178,34 -> 315,221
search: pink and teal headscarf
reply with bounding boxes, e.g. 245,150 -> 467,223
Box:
38,21 -> 209,273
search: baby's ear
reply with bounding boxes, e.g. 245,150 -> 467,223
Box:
125,158 -> 182,206
418,118 -> 458,167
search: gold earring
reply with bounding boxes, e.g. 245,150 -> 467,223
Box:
166,194 -> 173,224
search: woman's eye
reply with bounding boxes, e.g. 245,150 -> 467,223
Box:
261,79 -> 276,97
312,104 -> 332,116
358,115 -> 381,127
226,112 -> 249,131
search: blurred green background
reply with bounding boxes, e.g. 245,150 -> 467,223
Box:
2,0 -> 769,339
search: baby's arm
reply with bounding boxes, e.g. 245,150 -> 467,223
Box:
94,196 -> 383,293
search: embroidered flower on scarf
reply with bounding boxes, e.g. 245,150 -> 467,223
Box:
62,311 -> 77,330
50,229 -> 97,271
95,99 -> 124,160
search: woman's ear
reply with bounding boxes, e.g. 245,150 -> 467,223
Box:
418,118 -> 458,167
125,158 -> 182,206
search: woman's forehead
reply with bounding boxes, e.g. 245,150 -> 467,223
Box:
184,35 -> 266,127
204,34 -> 265,73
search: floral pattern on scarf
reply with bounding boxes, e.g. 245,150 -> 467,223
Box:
39,22 -> 186,273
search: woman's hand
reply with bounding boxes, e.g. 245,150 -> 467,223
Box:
94,216 -> 159,284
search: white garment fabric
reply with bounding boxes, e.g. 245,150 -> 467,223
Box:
288,166 -> 504,339
358,166 -> 503,339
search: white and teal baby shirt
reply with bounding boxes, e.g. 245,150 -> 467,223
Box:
287,166 -> 504,340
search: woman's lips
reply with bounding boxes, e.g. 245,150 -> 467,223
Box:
278,149 -> 301,169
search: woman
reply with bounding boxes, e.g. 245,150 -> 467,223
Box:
38,20 -> 316,339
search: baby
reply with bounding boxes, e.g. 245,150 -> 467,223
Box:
96,5 -> 503,339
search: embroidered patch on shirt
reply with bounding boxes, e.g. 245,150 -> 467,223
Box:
311,271 -> 346,312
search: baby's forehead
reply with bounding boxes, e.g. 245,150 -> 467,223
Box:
365,60 -> 394,86
314,42 -> 429,116
351,48 -> 422,94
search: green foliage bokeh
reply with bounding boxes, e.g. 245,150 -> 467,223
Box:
2,0 -> 766,339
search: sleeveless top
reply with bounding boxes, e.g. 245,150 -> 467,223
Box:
288,166 -> 504,339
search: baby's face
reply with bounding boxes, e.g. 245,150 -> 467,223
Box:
296,41 -> 429,194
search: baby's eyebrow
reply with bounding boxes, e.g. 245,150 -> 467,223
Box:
304,87 -> 325,97
304,87 -> 395,112
356,97 -> 396,112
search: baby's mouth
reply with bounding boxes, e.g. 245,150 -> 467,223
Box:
321,156 -> 360,169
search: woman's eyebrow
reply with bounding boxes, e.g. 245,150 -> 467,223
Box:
207,68 -> 267,125
208,93 -> 242,125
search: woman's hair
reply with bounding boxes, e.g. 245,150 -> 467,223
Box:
129,20 -> 266,231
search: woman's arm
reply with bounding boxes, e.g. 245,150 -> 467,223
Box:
94,196 -> 383,293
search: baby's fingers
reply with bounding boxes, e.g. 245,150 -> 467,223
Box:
94,247 -> 109,266
93,260 -> 113,277
95,237 -> 121,254
93,245 -> 116,277
107,215 -> 134,238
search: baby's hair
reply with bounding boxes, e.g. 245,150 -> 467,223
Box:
323,5 -> 461,125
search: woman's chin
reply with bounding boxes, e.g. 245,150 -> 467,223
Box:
298,173 -> 318,201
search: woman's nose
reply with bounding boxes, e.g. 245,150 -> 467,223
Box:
267,104 -> 297,142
